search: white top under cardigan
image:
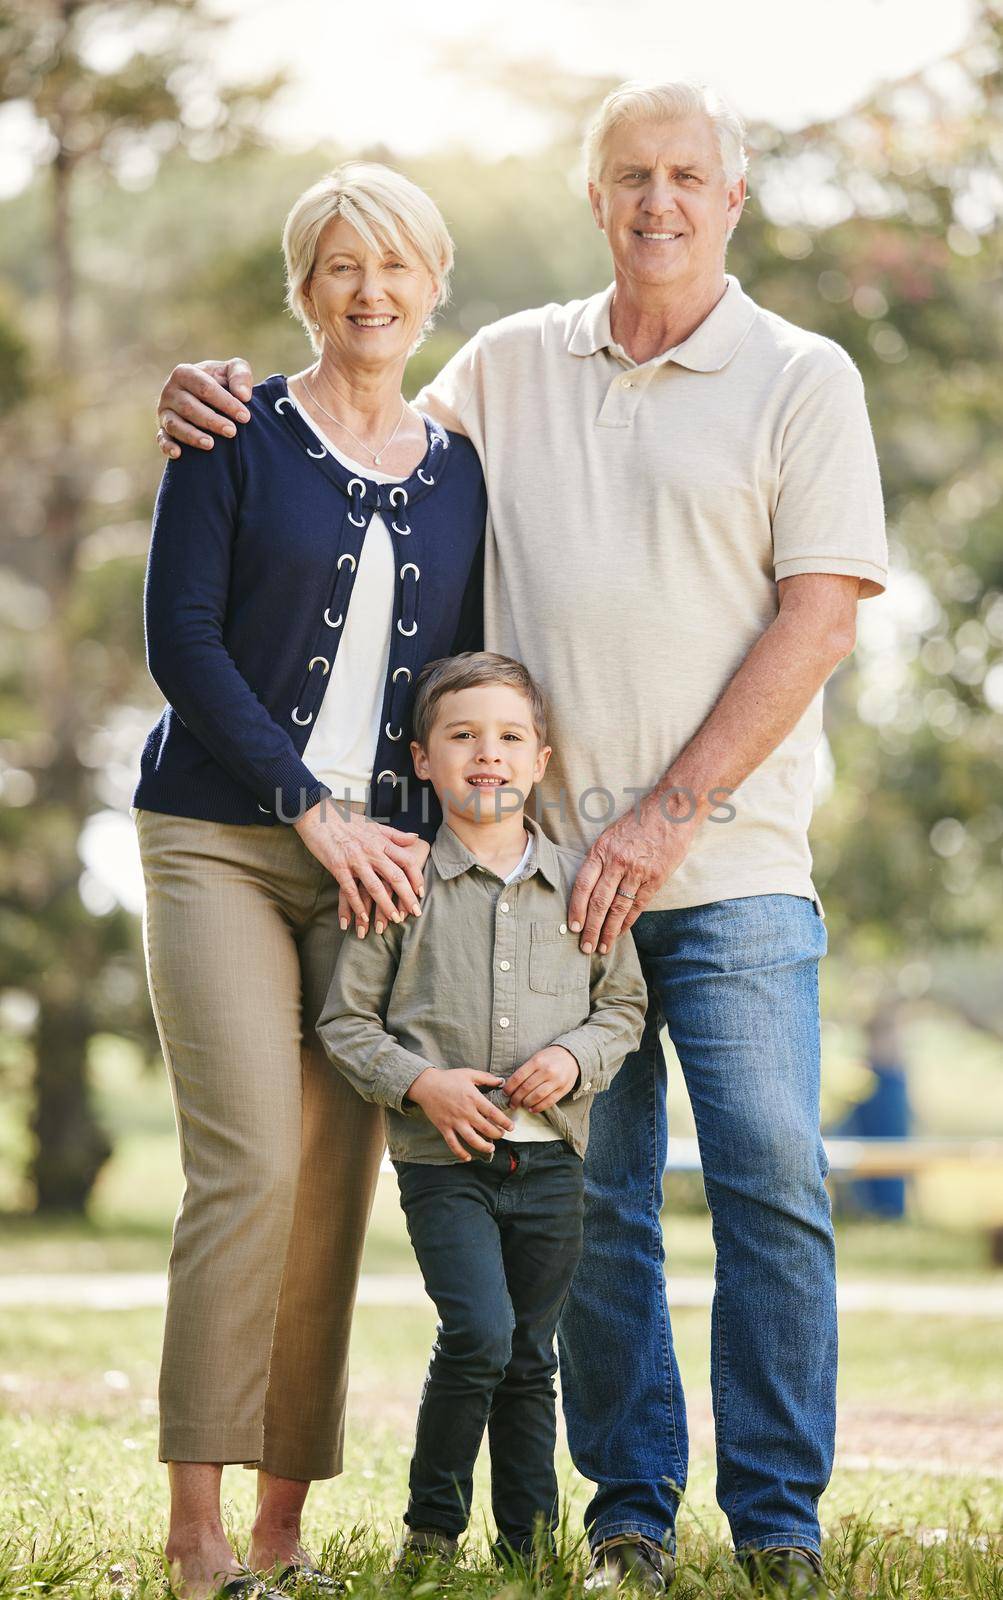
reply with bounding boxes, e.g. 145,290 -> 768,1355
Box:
291,398 -> 400,804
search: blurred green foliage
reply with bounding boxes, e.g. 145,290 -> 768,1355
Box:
0,0 -> 1001,1210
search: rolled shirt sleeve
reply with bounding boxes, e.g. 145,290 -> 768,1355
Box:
551,932 -> 649,1100
772,364 -> 888,599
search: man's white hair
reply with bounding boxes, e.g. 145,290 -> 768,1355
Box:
282,161 -> 454,354
584,80 -> 748,188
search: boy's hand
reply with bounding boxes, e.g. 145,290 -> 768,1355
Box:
504,1046 -> 580,1113
405,1068 -> 514,1162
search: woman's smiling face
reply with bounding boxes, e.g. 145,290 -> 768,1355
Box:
305,214 -> 438,373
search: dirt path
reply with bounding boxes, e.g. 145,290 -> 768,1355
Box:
2,1271 -> 1002,1316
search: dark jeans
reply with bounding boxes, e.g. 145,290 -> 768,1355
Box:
395,1140 -> 584,1557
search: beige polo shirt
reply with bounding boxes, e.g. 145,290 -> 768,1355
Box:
416,276 -> 887,913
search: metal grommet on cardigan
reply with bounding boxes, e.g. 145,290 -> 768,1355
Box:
388,486 -> 411,535
347,478 -> 367,528
384,664 -> 413,750
397,561 -> 420,637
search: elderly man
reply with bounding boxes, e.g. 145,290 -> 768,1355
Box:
155,81 -> 886,1596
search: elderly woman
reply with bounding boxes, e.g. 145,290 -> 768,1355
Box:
133,163 -> 485,1599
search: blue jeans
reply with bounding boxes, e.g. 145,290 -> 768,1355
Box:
396,1140 -> 584,1557
558,894 -> 834,1560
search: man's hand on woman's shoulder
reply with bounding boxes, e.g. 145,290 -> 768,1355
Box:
157,358 -> 256,458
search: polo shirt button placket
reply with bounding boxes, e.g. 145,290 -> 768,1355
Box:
598,368 -> 645,429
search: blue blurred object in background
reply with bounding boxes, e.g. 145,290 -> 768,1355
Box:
833,1007 -> 913,1218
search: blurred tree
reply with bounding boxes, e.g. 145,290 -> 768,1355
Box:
745,3 -> 1003,980
1,2 -> 1000,1216
0,0 -> 284,1210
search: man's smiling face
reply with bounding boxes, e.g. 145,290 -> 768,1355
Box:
589,113 -> 745,299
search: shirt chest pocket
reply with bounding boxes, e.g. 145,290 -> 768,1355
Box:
528,921 -> 591,997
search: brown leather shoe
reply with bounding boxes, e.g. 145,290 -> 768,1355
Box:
583,1534 -> 675,1593
391,1529 -> 459,1579
739,1547 -> 831,1597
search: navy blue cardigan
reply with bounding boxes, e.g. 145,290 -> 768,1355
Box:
133,374 -> 486,838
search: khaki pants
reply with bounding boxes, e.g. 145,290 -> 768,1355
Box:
135,808 -> 385,1480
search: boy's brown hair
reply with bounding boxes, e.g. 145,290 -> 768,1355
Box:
411,652 -> 549,750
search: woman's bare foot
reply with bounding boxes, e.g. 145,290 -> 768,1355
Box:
165,1533 -> 243,1599
248,1469 -> 312,1574
246,1528 -> 311,1575
165,1463 -> 242,1598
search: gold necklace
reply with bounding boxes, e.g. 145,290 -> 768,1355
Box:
300,375 -> 407,466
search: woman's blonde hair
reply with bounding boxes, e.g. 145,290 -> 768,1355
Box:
584,80 -> 747,188
282,161 -> 454,354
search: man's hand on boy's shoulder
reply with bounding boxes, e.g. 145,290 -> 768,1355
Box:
504,1046 -> 580,1113
405,1067 -> 515,1162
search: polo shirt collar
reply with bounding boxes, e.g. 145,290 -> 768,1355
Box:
431,815 -> 562,890
567,274 -> 757,373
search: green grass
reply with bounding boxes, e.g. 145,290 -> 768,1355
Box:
1,1295 -> 1000,1595
0,1016 -> 1001,1592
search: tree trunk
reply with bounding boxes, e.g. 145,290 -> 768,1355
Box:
30,996 -> 112,1212
29,42 -> 109,1215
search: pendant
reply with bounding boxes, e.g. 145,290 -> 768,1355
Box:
374,454 -> 382,464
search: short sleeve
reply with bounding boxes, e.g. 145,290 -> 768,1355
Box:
413,333 -> 483,439
772,365 -> 888,599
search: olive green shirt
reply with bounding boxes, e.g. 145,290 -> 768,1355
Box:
316,816 -> 648,1164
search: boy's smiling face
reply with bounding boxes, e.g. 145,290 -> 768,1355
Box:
411,682 -> 551,826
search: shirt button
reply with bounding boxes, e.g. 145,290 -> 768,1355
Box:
582,1081 -> 592,1092
621,378 -> 635,388
499,901 -> 510,913
499,960 -> 511,971
559,922 -> 568,935
499,1016 -> 510,1028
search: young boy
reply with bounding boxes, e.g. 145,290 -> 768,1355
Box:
316,651 -> 647,1570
